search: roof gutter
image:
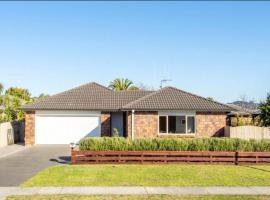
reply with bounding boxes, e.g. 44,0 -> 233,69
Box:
121,108 -> 233,112
18,108 -> 122,112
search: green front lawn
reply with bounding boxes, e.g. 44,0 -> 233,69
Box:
22,165 -> 270,187
6,195 -> 270,200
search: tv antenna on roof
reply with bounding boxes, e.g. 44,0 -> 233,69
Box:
160,79 -> 172,88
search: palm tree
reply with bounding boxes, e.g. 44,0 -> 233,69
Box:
109,78 -> 138,91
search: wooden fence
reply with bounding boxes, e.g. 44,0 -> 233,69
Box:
225,126 -> 270,140
0,121 -> 25,147
71,150 -> 270,165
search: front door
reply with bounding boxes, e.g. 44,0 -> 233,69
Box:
111,112 -> 124,137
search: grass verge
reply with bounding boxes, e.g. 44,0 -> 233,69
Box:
6,195 -> 270,200
22,165 -> 270,187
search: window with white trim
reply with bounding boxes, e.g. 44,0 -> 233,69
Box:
159,115 -> 195,134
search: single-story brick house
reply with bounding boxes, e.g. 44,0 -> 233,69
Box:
20,82 -> 232,145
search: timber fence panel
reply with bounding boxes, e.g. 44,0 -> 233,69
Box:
71,150 -> 270,165
226,126 -> 270,140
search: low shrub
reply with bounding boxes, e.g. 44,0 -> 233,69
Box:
79,137 -> 270,152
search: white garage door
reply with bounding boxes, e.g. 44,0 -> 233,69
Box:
35,111 -> 101,144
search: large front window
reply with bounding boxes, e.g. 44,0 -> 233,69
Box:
159,114 -> 195,134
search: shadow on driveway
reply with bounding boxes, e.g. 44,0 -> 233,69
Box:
50,156 -> 71,164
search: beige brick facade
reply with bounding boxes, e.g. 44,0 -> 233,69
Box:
25,111 -> 35,146
101,112 -> 111,137
126,111 -> 158,139
24,110 -> 227,145
196,112 -> 227,137
126,111 -> 132,138
126,111 -> 227,139
135,111 -> 158,139
24,111 -> 112,145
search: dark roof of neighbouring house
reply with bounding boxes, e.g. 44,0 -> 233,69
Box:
226,103 -> 260,116
20,82 -> 232,112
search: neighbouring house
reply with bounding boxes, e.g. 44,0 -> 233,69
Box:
20,82 -> 232,145
226,103 -> 260,126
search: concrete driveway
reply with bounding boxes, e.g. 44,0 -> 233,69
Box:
0,145 -> 70,186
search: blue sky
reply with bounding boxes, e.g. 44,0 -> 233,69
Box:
0,2 -> 269,103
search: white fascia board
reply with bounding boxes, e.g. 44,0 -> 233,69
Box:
158,110 -> 196,116
36,110 -> 101,117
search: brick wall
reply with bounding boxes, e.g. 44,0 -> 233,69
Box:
24,111 -> 112,144
126,111 -> 132,138
126,111 -> 226,139
101,112 -> 111,137
135,111 -> 158,138
25,111 -> 35,146
126,111 -> 158,139
196,112 -> 227,137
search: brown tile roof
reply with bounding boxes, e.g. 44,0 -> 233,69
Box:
20,82 -> 232,112
123,86 -> 232,112
20,82 -> 152,111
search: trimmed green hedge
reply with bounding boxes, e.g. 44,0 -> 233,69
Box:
79,137 -> 270,152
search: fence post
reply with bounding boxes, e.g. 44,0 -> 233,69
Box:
71,149 -> 76,165
118,153 -> 121,163
235,151 -> 239,165
234,138 -> 240,165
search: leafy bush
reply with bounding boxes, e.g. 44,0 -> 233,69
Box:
79,137 -> 270,152
230,116 -> 259,127
112,128 -> 120,137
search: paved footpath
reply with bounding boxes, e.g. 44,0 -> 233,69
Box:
1,187 -> 270,199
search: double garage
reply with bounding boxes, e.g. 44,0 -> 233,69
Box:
35,111 -> 101,144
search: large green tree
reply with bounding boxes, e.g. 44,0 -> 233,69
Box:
0,85 -> 49,122
259,92 -> 270,126
0,83 -> 3,105
34,93 -> 50,101
1,87 -> 33,122
109,78 -> 138,91
0,83 -> 3,94
5,87 -> 31,101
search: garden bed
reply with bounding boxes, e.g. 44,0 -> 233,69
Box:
6,195 -> 270,200
79,137 -> 270,152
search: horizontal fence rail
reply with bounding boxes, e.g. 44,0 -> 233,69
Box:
71,150 -> 270,165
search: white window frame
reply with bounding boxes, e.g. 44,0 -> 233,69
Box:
158,111 -> 196,136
